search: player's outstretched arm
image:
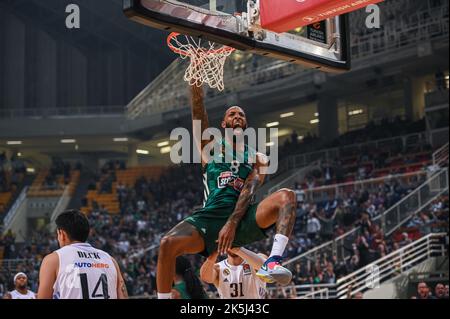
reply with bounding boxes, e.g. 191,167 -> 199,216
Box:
190,85 -> 213,167
112,258 -> 128,299
217,153 -> 268,254
229,247 -> 268,271
37,252 -> 58,299
199,251 -> 220,287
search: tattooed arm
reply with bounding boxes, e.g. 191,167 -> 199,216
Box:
190,85 -> 213,167
216,153 -> 268,254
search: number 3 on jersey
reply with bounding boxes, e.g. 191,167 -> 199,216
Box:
230,282 -> 244,298
79,273 -> 110,299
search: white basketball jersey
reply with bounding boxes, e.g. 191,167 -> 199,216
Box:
53,243 -> 117,299
217,260 -> 267,299
10,290 -> 36,299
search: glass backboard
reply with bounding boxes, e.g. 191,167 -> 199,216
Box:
123,0 -> 350,71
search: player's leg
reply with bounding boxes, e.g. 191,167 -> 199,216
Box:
255,188 -> 296,234
254,188 -> 296,285
157,221 -> 205,298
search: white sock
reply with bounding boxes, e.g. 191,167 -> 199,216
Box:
158,292 -> 172,299
270,234 -> 289,258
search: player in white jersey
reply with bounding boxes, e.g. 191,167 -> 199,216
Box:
3,272 -> 36,299
200,247 -> 268,299
37,209 -> 128,299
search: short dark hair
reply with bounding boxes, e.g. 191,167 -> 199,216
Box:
55,209 -> 90,242
223,106 -> 245,121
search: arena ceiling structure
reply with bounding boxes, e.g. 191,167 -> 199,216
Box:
0,0 -> 174,108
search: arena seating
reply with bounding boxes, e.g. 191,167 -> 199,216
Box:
0,119 -> 444,297
0,192 -> 12,215
25,159 -> 80,198
298,150 -> 431,189
265,195 -> 449,299
26,170 -> 79,197
0,167 -> 436,297
80,165 -> 166,215
0,155 -> 26,219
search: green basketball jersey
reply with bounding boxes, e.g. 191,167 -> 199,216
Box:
202,140 -> 256,210
173,281 -> 190,299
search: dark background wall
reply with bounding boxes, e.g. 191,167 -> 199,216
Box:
0,0 -> 174,111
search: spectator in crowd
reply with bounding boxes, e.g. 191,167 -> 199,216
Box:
3,272 -> 36,299
356,211 -> 373,235
294,183 -> 306,205
346,284 -> 364,299
353,292 -> 364,299
317,208 -> 336,242
346,254 -> 360,274
414,282 -> 434,299
356,233 -> 371,268
306,212 -> 321,241
323,262 -> 336,284
332,255 -> 347,278
399,232 -> 412,247
284,283 -> 298,299
434,283 -> 447,299
322,163 -> 333,185
269,285 -> 282,299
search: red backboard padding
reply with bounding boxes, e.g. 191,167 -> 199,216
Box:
260,0 -> 384,33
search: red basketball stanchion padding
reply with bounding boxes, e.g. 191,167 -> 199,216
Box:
260,0 -> 384,33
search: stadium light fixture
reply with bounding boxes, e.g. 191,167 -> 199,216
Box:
113,137 -> 129,142
17,152 -> 22,157
7,141 -> 22,145
266,121 -> 279,128
61,139 -> 76,144
157,141 -> 170,147
160,146 -> 171,154
310,119 -> 319,124
26,168 -> 35,173
348,109 -> 364,116
314,112 -> 319,117
277,129 -> 291,137
136,149 -> 149,155
280,112 -> 294,118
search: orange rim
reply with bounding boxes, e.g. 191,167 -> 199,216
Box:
167,32 -> 235,56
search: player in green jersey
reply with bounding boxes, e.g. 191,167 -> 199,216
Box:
156,85 -> 296,299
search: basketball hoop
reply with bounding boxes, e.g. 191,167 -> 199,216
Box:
167,32 -> 235,91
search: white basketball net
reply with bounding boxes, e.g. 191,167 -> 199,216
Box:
168,33 -> 235,91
